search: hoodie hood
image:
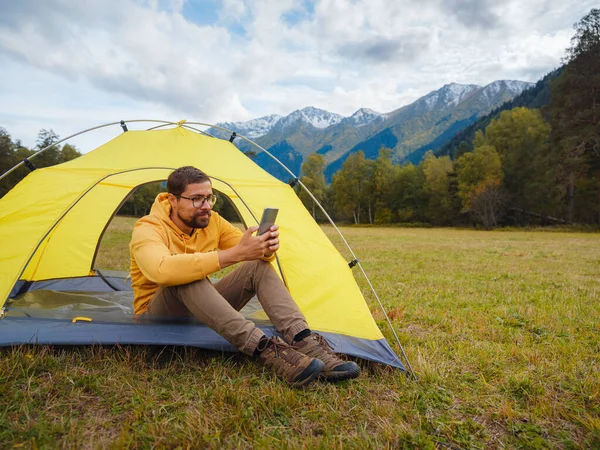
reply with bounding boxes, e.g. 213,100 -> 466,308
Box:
150,192 -> 189,237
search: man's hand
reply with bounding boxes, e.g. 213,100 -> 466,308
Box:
262,224 -> 280,257
218,224 -> 280,268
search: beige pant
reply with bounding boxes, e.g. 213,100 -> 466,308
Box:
145,260 -> 309,355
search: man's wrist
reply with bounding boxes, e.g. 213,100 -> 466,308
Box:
218,247 -> 242,268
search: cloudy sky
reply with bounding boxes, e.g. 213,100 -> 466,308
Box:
0,0 -> 595,151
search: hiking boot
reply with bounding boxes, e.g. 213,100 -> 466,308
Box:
293,333 -> 361,382
257,336 -> 324,387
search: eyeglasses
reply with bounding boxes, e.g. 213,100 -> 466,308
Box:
176,194 -> 217,208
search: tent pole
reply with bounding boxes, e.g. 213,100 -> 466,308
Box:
0,120 -> 181,183
295,179 -> 418,380
0,121 -> 121,182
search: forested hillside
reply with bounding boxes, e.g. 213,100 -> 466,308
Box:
435,68 -> 563,160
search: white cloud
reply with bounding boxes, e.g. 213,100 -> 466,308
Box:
218,0 -> 248,23
0,0 -> 596,151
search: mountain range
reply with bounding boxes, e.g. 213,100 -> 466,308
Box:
213,80 -> 534,182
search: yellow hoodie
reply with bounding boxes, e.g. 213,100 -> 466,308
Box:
129,193 -> 247,314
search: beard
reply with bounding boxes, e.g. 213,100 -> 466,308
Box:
180,210 -> 211,229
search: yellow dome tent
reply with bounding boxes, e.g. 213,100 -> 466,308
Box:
0,121 -> 409,371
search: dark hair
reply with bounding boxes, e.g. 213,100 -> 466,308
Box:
167,166 -> 211,195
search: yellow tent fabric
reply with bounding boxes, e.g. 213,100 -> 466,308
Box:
0,127 -> 385,343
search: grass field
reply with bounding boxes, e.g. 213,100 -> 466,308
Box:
1,217 -> 599,448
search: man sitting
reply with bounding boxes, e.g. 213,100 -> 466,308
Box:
129,166 -> 360,386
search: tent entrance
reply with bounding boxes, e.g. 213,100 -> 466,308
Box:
7,175 -> 275,326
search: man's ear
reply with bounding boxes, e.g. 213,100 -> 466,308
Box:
167,193 -> 177,210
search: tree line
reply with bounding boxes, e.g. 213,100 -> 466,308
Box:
0,129 -> 81,198
298,9 -> 600,227
298,107 -> 562,227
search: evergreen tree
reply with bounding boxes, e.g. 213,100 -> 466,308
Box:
482,107 -> 555,222
549,8 -> 600,223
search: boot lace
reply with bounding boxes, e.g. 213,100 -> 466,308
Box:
263,337 -> 306,368
312,333 -> 333,352
294,333 -> 342,369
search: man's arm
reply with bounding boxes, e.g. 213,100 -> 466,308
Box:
131,220 -> 221,286
218,224 -> 280,269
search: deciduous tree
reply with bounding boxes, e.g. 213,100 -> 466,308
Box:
331,151 -> 370,224
455,145 -> 504,227
421,152 -> 456,225
298,153 -> 326,219
482,107 -> 555,221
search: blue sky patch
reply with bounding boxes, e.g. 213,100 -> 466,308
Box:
282,0 -> 315,26
181,0 -> 221,26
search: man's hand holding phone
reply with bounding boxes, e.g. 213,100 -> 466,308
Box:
218,208 -> 280,267
257,208 -> 279,257
261,223 -> 279,257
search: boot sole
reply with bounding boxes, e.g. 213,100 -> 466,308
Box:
291,358 -> 325,387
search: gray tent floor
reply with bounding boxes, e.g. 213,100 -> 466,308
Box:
5,272 -> 268,325
3,273 -> 405,369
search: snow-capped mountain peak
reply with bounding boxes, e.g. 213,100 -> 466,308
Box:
219,114 -> 282,139
343,108 -> 386,127
481,80 -> 534,99
215,79 -> 533,141
423,83 -> 481,109
216,107 -> 345,139
281,106 -> 344,129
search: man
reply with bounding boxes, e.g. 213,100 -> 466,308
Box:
130,166 -> 360,386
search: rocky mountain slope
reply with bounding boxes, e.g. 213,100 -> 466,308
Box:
213,80 -> 534,181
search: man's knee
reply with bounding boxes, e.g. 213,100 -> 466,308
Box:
250,259 -> 272,276
174,277 -> 213,295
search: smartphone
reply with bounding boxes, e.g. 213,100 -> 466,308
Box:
257,208 -> 279,235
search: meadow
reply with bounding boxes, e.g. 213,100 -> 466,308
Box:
1,217 -> 599,448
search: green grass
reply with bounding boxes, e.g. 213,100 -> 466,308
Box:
2,217 -> 599,448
